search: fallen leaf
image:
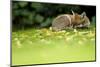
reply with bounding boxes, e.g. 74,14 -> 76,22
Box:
73,29 -> 78,33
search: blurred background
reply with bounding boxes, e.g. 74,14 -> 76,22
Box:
12,1 -> 96,31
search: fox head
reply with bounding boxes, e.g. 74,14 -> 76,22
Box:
71,11 -> 90,28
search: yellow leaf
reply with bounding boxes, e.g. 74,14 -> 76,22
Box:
49,27 -> 52,31
82,38 -> 87,41
78,41 -> 83,45
73,29 -> 78,33
16,40 -> 21,48
65,37 -> 71,41
40,39 -> 46,42
46,31 -> 51,36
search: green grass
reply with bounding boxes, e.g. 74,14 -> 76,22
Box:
12,27 -> 96,66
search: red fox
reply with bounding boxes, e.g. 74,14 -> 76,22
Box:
52,11 -> 90,31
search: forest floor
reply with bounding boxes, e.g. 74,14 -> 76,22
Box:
12,26 -> 96,66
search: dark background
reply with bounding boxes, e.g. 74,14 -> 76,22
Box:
12,1 -> 96,31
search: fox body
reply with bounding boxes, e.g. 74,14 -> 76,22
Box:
52,11 -> 90,31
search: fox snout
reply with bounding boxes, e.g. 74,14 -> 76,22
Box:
52,11 -> 90,31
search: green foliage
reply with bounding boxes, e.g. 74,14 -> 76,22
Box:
91,16 -> 96,23
12,1 -> 83,29
18,2 -> 28,8
35,14 -> 44,23
41,18 -> 52,27
12,1 -> 95,30
31,3 -> 43,12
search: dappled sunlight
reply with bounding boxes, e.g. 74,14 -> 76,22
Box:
12,27 -> 95,65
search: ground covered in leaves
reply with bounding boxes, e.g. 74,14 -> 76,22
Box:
12,27 -> 96,66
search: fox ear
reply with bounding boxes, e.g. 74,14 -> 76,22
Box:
72,10 -> 75,19
81,12 -> 86,18
72,10 -> 75,16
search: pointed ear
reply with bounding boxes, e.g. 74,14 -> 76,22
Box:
71,10 -> 75,19
72,10 -> 75,16
81,12 -> 86,18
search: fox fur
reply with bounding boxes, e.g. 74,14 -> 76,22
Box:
52,11 -> 90,31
